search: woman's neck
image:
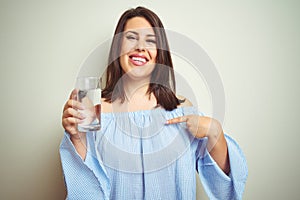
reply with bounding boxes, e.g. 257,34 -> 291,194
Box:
123,76 -> 151,100
118,76 -> 157,112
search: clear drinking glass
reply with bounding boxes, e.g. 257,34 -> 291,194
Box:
75,76 -> 101,132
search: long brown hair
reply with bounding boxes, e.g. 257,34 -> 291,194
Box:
102,6 -> 184,111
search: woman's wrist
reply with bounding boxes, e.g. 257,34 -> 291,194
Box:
205,119 -> 221,137
69,131 -> 87,160
70,132 -> 86,142
206,119 -> 223,150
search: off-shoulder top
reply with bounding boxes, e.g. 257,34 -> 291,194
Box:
60,106 -> 248,200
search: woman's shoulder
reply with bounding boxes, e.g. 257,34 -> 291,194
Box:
177,95 -> 193,107
101,98 -> 113,113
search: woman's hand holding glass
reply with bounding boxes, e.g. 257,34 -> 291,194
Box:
62,89 -> 86,139
62,89 -> 94,159
62,76 -> 101,139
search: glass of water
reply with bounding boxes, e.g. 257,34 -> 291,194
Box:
75,76 -> 101,132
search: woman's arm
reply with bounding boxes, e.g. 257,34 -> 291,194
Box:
62,89 -> 87,160
69,132 -> 87,160
205,118 -> 230,174
167,96 -> 230,174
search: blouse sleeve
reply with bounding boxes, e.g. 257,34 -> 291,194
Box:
59,131 -> 110,200
196,134 -> 248,200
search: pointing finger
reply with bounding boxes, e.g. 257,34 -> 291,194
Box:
166,116 -> 187,124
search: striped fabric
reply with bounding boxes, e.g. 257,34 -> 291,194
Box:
60,107 -> 248,200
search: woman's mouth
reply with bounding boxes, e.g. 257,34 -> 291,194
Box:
129,54 -> 149,66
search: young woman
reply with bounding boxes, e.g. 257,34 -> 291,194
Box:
61,6 -> 247,200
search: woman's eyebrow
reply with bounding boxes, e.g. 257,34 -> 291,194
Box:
146,34 -> 156,37
125,31 -> 156,37
125,31 -> 138,35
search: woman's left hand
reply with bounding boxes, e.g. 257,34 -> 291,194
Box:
166,115 -> 223,139
166,114 -> 230,174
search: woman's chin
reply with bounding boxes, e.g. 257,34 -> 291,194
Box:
124,65 -> 155,80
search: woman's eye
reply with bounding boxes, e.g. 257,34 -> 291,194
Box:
146,39 -> 156,44
126,35 -> 137,40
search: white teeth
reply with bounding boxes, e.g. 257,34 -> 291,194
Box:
132,57 -> 146,63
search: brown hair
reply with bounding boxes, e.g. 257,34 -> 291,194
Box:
102,6 -> 184,111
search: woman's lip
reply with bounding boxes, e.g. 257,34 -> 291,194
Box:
129,56 -> 148,66
129,54 -> 149,61
129,54 -> 149,66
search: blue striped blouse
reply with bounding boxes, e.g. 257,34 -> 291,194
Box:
60,106 -> 248,199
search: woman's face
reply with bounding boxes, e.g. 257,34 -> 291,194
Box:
120,17 -> 157,80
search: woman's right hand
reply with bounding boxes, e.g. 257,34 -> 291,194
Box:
62,89 -> 86,137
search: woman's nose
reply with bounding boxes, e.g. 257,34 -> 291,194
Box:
136,40 -> 146,51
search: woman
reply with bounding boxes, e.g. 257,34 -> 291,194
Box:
61,6 -> 247,200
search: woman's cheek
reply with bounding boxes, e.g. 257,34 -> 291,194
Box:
121,40 -> 135,55
149,49 -> 157,63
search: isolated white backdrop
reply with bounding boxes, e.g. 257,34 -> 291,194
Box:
0,0 -> 299,199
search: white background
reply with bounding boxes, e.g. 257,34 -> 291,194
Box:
0,0 -> 299,199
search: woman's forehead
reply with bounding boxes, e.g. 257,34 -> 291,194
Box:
124,17 -> 155,35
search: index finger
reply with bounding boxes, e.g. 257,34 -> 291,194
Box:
63,89 -> 82,110
166,116 -> 187,124
69,89 -> 78,100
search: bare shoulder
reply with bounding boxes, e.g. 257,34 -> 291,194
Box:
101,98 -> 113,113
177,95 -> 193,107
